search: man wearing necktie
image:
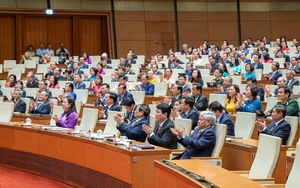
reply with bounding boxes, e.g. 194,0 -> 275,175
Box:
256,104 -> 291,145
266,62 -> 282,85
170,111 -> 216,159
142,104 -> 177,149
99,92 -> 120,119
114,104 -> 150,142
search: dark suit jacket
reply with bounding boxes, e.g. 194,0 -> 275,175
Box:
268,98 -> 299,117
171,94 -> 183,106
14,99 -> 26,113
118,91 -> 133,105
178,126 -> 216,159
125,105 -> 137,122
193,94 -> 208,111
26,80 -> 39,88
30,100 -> 51,114
125,71 -> 135,75
140,82 -> 154,95
148,119 -> 177,149
154,71 -> 163,75
268,71 -> 282,85
117,118 -> 149,142
73,82 -> 86,89
125,59 -> 136,65
73,69 -> 84,75
258,86 -> 265,101
219,113 -> 235,136
79,64 -> 89,69
253,62 -> 263,70
104,103 -> 120,119
261,120 -> 291,145
180,108 -> 199,130
103,65 -> 113,69
287,78 -> 299,90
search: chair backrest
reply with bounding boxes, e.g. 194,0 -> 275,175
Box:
2,88 -> 15,99
149,104 -> 157,116
253,69 -> 262,81
286,142 -> 300,188
37,64 -> 49,74
8,69 -> 22,80
263,63 -> 272,74
130,91 -> 145,104
209,94 -> 227,107
231,76 -> 242,84
24,88 -> 39,98
3,60 -> 16,69
22,98 -> 31,114
175,117 -> 192,149
75,100 -> 82,116
102,75 -> 112,83
50,105 -> 64,125
266,97 -> 278,111
202,76 -> 214,87
79,108 -> 98,132
235,111 -> 256,139
103,111 -> 124,136
248,134 -> 281,179
0,102 -> 14,123
58,81 -> 70,89
274,58 -> 285,68
127,75 -> 137,82
153,83 -> 168,97
24,59 -> 37,69
285,116 -> 299,146
149,114 -> 156,128
199,69 -> 210,76
74,89 -> 89,104
292,86 -> 300,94
211,123 -> 227,157
49,88 -> 64,98
13,64 -> 26,73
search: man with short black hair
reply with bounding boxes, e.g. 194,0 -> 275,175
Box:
191,83 -> 208,111
117,84 -> 133,105
94,83 -> 110,106
265,62 -> 282,84
209,101 -> 235,136
135,74 -> 154,95
256,104 -> 291,145
122,97 -> 138,122
26,72 -> 39,88
73,74 -> 86,89
99,92 -> 120,119
175,97 -> 199,130
30,91 -> 51,114
142,104 -> 177,149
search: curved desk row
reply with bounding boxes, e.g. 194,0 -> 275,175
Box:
0,123 -> 170,188
154,160 -> 264,188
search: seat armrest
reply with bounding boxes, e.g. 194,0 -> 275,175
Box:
232,170 -> 249,178
251,178 -> 275,184
191,157 -> 222,167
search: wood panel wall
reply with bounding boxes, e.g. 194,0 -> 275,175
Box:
0,10 -> 110,64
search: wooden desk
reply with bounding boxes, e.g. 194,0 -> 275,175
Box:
0,123 -> 170,188
154,160 -> 264,188
242,80 -> 274,88
11,113 -> 52,125
220,139 -> 287,183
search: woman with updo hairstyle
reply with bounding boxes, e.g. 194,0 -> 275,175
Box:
5,74 -> 17,88
225,84 -> 240,114
236,85 -> 262,113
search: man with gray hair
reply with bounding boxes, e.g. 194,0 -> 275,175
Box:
285,70 -> 299,91
171,111 -> 216,159
12,89 -> 26,113
265,76 -> 287,97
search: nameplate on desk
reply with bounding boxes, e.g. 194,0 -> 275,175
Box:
133,145 -> 155,150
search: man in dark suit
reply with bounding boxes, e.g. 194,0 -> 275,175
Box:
179,97 -> 199,130
117,84 -> 133,105
142,104 -> 177,149
252,53 -> 264,70
164,84 -> 183,107
101,59 -> 113,69
135,74 -> 154,95
257,104 -> 291,145
265,62 -> 282,85
114,104 -> 150,142
99,92 -> 120,119
12,89 -> 26,113
191,83 -> 208,111
72,62 -> 84,75
94,83 -> 110,106
122,97 -> 138,122
78,57 -> 89,69
36,80 -> 52,100
288,57 -> 300,74
26,72 -> 39,88
209,101 -> 235,136
239,52 -> 251,64
73,74 -> 86,89
152,64 -> 163,75
285,70 -> 299,91
216,77 -> 232,95
125,53 -> 136,65
171,111 -> 216,159
177,75 -> 190,92
30,91 -> 51,114
125,64 -> 135,75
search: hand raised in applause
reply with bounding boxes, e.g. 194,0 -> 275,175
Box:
142,124 -> 153,135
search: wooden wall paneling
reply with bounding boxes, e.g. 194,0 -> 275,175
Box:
0,16 -> 16,63
117,41 -> 147,59
23,16 -> 47,55
78,17 -> 102,56
100,16 -> 110,56
47,16 -> 73,57
16,15 -> 24,62
73,16 -> 80,58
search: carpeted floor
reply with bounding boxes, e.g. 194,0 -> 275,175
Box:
0,166 -> 73,188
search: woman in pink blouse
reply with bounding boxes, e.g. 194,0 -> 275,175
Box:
88,75 -> 103,94
48,75 -> 60,89
96,62 -> 106,75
